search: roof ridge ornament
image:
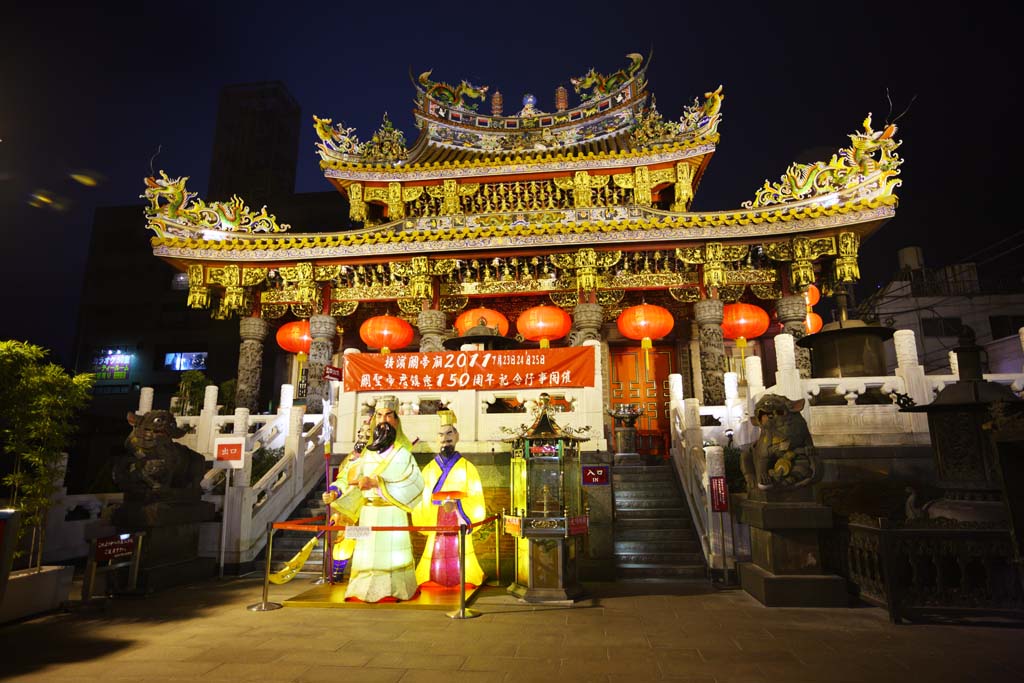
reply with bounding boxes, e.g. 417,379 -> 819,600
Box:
571,53 -> 645,102
743,115 -> 903,208
416,69 -> 490,112
141,170 -> 290,238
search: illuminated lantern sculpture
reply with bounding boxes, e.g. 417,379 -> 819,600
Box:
721,303 -> 770,341
805,311 -> 824,334
276,320 -> 312,355
455,307 -> 510,337
360,314 -> 415,354
516,305 -> 572,348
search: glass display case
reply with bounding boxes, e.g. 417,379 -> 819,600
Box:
503,394 -> 588,602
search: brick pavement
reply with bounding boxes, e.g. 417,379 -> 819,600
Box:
1,578 -> 1022,682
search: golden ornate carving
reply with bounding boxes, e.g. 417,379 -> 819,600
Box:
329,300 -> 359,317
551,248 -> 621,294
608,272 -> 693,288
726,268 -> 777,284
207,264 -> 240,288
262,303 -> 289,319
396,297 -> 423,315
347,182 -> 366,223
668,286 -> 701,303
673,162 -> 695,211
834,231 -> 861,283
242,268 -> 267,287
549,292 -> 578,309
750,284 -> 782,300
314,265 -> 341,281
439,295 -> 468,313
676,243 -> 749,288
596,289 -> 625,307
633,166 -> 652,207
717,285 -> 746,302
187,264 -> 209,309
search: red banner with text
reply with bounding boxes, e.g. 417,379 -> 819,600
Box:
343,346 -> 595,392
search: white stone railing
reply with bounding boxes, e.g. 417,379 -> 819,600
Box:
669,382 -> 711,565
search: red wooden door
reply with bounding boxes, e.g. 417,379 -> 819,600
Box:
609,345 -> 676,457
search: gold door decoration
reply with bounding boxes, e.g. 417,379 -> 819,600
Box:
550,248 -> 621,295
676,242 -> 749,289
764,236 -> 837,288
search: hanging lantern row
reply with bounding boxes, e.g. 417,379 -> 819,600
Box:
803,283 -> 823,334
516,305 -> 572,348
360,314 -> 414,354
805,311 -> 823,334
455,307 -> 510,336
803,283 -> 821,307
276,320 -> 312,355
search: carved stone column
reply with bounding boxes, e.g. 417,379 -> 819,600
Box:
305,314 -> 336,413
694,298 -> 726,406
236,316 -> 269,413
570,303 -> 604,346
777,294 -> 812,378
417,309 -> 448,352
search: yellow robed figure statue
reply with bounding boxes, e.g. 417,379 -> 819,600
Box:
412,410 -> 486,588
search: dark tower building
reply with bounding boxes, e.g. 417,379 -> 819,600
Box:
207,82 -> 301,206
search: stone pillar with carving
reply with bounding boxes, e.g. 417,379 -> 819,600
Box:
570,302 -> 604,345
236,316 -> 269,413
776,294 -> 811,378
417,308 -> 448,352
694,298 -> 726,406
305,315 -> 336,413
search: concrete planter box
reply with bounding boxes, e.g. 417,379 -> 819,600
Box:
0,565 -> 74,623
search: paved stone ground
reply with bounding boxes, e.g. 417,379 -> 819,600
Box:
2,578 -> 1022,682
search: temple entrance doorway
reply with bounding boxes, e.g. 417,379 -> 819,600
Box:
609,345 -> 676,459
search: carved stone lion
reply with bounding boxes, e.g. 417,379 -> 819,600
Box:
113,410 -> 207,504
741,394 -> 819,491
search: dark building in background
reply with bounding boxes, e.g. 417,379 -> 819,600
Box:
70,82 -> 348,493
207,82 -> 301,206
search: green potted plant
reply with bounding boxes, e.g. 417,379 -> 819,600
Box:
0,341 -> 92,622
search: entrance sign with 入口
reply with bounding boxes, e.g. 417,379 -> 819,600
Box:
581,465 -> 610,486
323,365 -> 343,381
214,437 -> 246,470
343,347 -> 595,392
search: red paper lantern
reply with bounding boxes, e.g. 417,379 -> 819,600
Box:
276,320 -> 312,354
721,303 -> 770,341
455,307 -> 509,336
805,311 -> 824,334
516,305 -> 572,348
616,304 -> 674,348
360,314 -> 414,353
803,284 -> 821,307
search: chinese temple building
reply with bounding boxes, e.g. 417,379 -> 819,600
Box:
142,54 -> 902,447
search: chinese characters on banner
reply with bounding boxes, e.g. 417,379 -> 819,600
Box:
342,346 -> 596,392
709,476 -> 729,512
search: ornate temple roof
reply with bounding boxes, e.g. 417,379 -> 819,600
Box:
313,54 -> 724,181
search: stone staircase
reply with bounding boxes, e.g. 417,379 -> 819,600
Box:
614,461 -> 707,580
262,486 -> 330,580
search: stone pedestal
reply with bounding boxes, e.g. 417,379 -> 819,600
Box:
417,308 -> 448,352
737,490 -> 847,607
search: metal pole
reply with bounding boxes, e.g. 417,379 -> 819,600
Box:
447,523 -> 480,619
128,533 -> 144,592
82,539 -> 97,601
487,513 -> 502,587
247,524 -> 283,611
219,469 -> 231,579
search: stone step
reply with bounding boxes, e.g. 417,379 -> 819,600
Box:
615,539 -> 702,554
614,497 -> 686,509
616,564 -> 707,580
614,482 -> 679,494
615,528 -> 695,541
613,466 -> 672,478
615,507 -> 689,519
615,550 -> 705,564
615,519 -> 693,533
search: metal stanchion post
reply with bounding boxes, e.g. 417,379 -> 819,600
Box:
447,524 -> 480,619
486,513 -> 502,587
128,533 -> 144,592
313,528 -> 330,585
247,524 -> 283,611
82,539 -> 97,601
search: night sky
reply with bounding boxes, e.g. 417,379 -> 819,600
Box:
1,1 -> 1018,365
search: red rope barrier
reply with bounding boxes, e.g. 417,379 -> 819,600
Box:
273,514 -> 500,534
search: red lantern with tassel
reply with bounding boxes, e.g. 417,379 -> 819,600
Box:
617,303 -> 674,373
455,307 -> 510,337
360,314 -> 414,354
803,283 -> 821,307
721,303 -> 770,341
516,305 -> 572,348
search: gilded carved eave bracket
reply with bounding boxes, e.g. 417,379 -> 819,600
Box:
151,197 -> 895,264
